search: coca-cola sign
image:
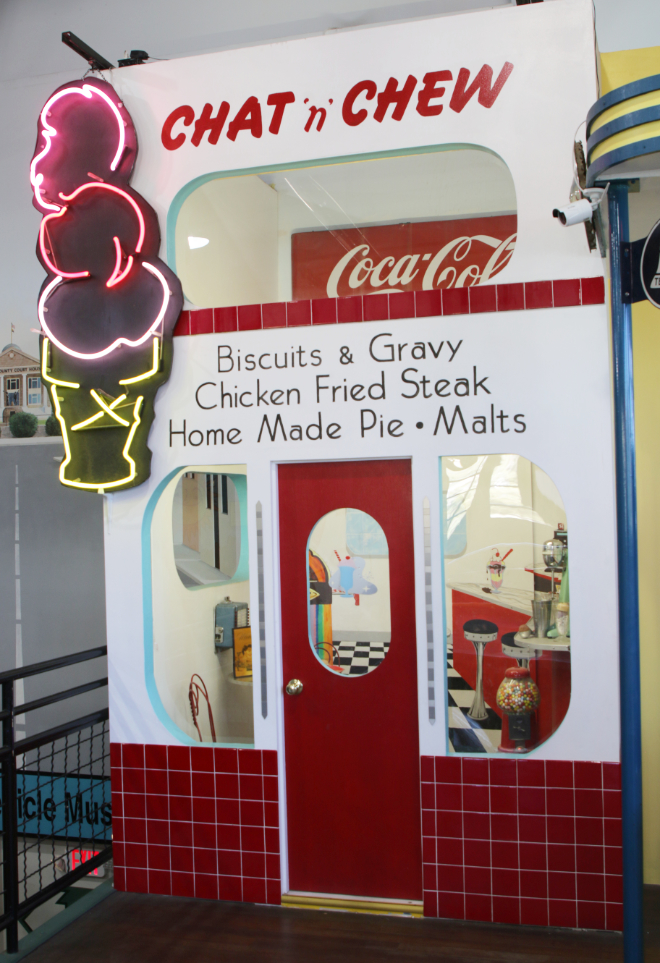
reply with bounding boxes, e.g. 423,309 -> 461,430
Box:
291,215 -> 516,300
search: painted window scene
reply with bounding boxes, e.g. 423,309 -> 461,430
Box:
149,466 -> 253,745
307,508 -> 391,676
441,454 -> 570,754
173,472 -> 241,587
175,149 -> 516,309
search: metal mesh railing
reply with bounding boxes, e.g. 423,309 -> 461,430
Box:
0,648 -> 111,953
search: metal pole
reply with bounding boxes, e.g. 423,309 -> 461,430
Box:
608,181 -> 644,962
1,681 -> 18,953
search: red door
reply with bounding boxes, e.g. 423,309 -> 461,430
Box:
279,460 -> 422,900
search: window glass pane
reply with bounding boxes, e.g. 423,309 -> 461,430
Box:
27,377 -> 41,406
6,378 -> 20,405
441,455 -> 570,754
308,508 -> 391,676
150,466 -> 253,745
176,148 -> 516,308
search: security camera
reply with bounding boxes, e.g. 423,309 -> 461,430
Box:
553,188 -> 606,226
553,198 -> 593,226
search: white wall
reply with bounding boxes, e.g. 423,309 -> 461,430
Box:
0,0 -> 658,351
0,0 -> 515,355
593,0 -> 660,52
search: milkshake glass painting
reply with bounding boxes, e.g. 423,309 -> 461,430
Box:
486,548 -> 512,593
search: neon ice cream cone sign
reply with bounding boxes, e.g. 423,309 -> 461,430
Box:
30,79 -> 183,492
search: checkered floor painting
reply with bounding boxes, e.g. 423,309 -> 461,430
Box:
447,636 -> 502,754
332,640 -> 390,675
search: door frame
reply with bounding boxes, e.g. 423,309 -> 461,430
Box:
270,453 -> 440,897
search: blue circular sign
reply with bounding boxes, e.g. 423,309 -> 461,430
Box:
641,219 -> 660,308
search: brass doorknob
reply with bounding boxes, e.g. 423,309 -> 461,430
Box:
285,679 -> 303,696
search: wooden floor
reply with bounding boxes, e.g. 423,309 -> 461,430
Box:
20,887 -> 660,963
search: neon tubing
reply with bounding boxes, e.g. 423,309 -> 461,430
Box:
39,209 -> 89,278
30,84 -> 125,212
40,338 -> 80,388
89,390 -> 130,426
39,261 -> 170,360
40,184 -> 144,282
107,237 -> 134,287
70,409 -> 104,431
52,389 -> 144,491
58,183 -> 146,253
71,391 -> 129,431
119,337 -> 160,385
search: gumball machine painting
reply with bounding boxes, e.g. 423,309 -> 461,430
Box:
496,667 -> 541,753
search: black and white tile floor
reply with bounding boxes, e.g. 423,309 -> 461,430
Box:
447,636 -> 502,753
332,640 -> 390,675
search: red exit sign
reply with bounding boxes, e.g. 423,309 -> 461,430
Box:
71,849 -> 103,876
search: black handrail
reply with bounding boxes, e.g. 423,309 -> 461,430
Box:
14,708 -> 109,755
0,677 -> 108,721
0,646 -> 107,685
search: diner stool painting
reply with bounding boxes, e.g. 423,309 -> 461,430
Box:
440,454 -> 571,754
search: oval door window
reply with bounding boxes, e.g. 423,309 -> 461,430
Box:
307,508 -> 391,676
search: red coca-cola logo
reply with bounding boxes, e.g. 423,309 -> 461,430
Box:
291,215 -> 516,300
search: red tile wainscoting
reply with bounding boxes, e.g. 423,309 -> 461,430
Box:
421,756 -> 622,931
111,744 -> 621,929
172,277 -> 605,337
110,743 -> 280,904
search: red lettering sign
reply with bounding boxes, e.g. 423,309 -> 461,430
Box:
291,215 -> 517,300
159,62 -> 514,149
71,849 -> 101,875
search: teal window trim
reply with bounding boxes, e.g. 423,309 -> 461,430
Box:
165,142 -> 502,276
142,467 -> 253,746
